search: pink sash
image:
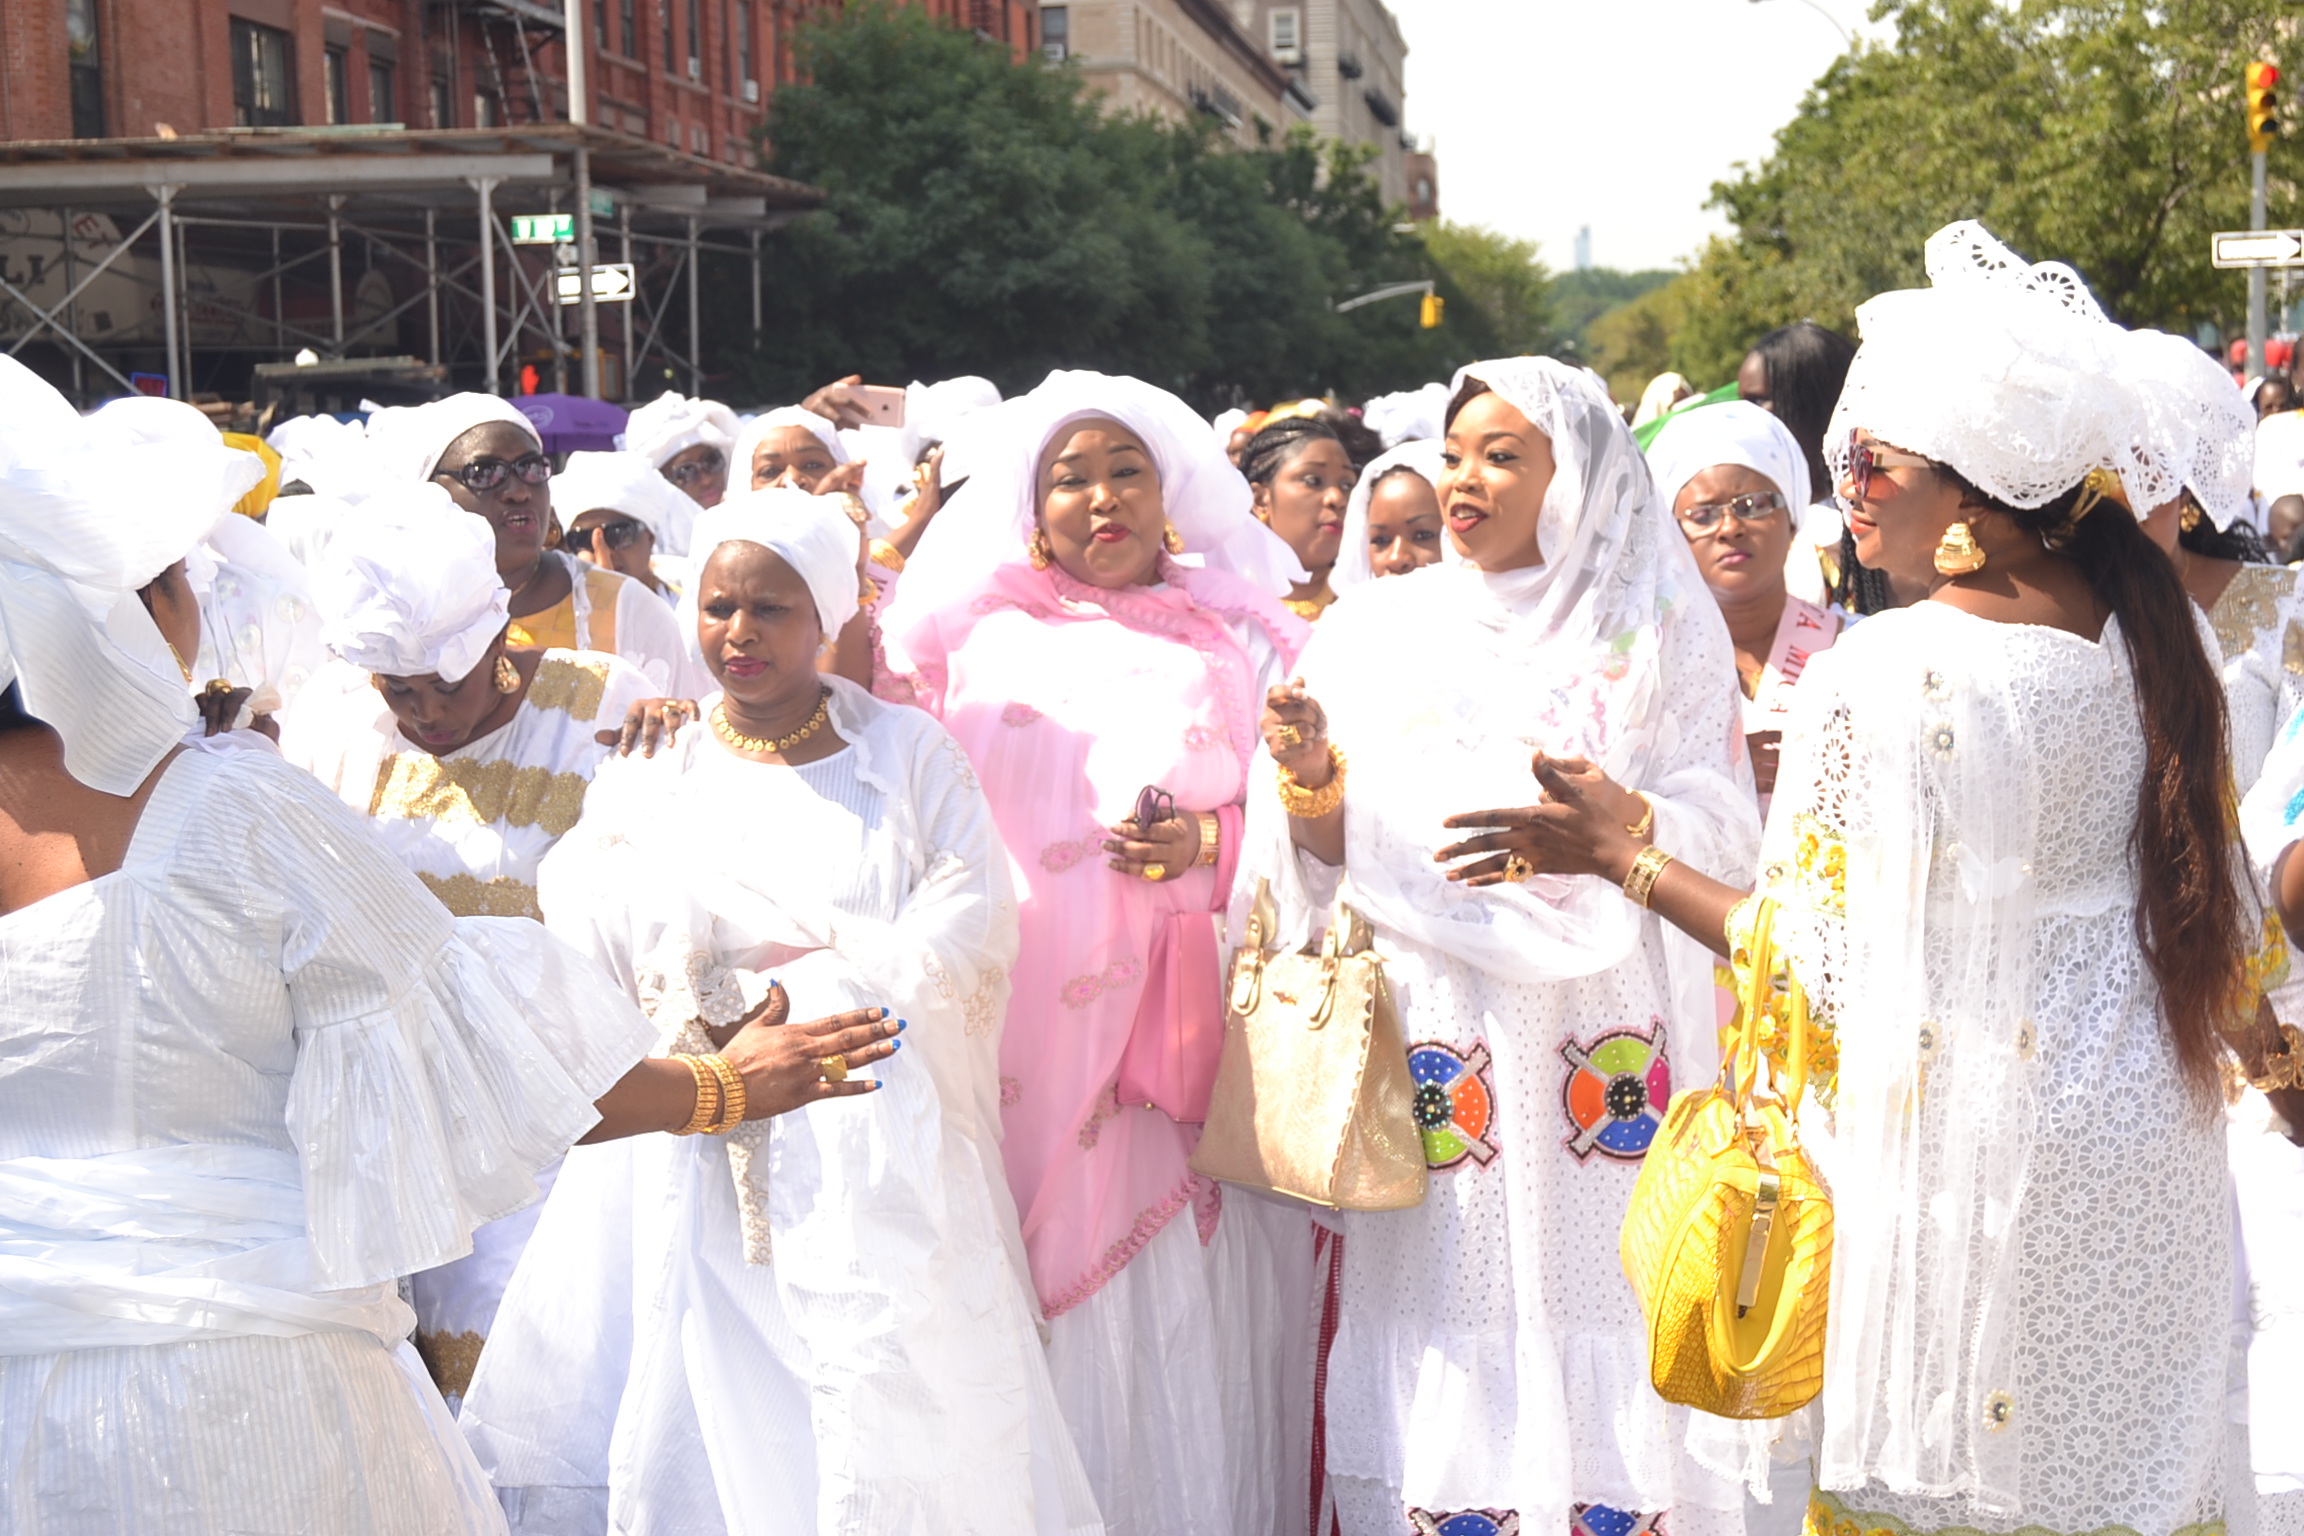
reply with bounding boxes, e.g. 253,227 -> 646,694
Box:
1114,805 -> 1243,1123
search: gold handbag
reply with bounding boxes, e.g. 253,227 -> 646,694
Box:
1188,880 -> 1426,1211
1619,896 -> 1832,1419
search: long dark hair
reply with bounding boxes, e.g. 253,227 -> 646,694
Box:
1749,321 -> 1857,503
1945,467 -> 2249,1100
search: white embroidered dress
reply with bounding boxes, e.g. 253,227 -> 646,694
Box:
458,677 -> 1103,1536
0,748 -> 654,1536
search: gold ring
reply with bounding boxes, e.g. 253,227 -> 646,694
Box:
202,677 -> 236,701
818,1054 -> 849,1083
1275,723 -> 1304,749
1503,853 -> 1535,883
1141,862 -> 1166,882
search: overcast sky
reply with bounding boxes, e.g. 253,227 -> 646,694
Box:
1387,0 -> 1870,273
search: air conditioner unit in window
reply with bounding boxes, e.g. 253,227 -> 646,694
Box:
1273,45 -> 1301,64
742,78 -> 758,102
686,56 -> 700,79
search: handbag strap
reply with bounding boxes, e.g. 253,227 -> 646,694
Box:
1734,895 -> 1812,1118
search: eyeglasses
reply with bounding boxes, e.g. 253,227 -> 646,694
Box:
664,449 -> 725,487
1845,432 -> 1935,505
1678,490 -> 1788,531
438,453 -> 553,494
589,516 -> 647,551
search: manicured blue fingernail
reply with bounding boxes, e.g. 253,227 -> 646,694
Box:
897,1018 -> 909,1032
890,1038 -> 904,1054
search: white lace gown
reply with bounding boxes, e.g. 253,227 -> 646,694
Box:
458,679 -> 1103,1536
1239,563 -> 1762,1536
0,748 -> 655,1535
1765,606 -> 2237,1536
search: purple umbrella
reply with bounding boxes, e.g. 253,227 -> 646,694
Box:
510,393 -> 631,455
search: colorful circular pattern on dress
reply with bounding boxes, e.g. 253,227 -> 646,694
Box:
1405,1039 -> 1498,1170
1573,1504 -> 1662,1536
1559,1020 -> 1671,1162
1408,1509 -> 1520,1536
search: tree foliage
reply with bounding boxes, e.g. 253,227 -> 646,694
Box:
1418,221 -> 1555,356
708,2 -> 1524,409
1681,0 -> 2299,370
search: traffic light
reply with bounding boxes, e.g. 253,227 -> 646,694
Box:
1420,291 -> 1444,329
2248,61 -> 2281,155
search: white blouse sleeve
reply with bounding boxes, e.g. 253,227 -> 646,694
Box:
199,754 -> 655,1290
613,573 -> 699,696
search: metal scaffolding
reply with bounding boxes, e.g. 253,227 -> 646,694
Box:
0,124 -> 820,406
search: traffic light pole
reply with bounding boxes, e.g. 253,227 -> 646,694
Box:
2252,148 -> 2270,380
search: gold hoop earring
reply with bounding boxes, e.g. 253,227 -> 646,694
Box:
1162,522 -> 1185,555
493,653 -> 522,694
1027,528 -> 1054,571
1934,521 -> 1987,577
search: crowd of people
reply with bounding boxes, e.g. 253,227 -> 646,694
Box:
6,216 -> 2304,1536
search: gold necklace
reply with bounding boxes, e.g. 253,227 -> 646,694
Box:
712,687 -> 831,754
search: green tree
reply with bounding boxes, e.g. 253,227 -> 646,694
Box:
1418,220 -> 1554,356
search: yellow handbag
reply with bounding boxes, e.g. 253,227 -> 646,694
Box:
1188,880 -> 1426,1211
1619,896 -> 1833,1419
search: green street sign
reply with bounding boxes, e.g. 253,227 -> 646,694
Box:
510,213 -> 574,245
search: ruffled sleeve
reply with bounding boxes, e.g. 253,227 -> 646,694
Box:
188,754 -> 655,1289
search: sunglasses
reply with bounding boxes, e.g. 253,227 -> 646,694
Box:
439,453 -> 553,494
664,449 -> 726,486
589,516 -> 647,551
1678,490 -> 1788,531
1845,432 -> 1935,505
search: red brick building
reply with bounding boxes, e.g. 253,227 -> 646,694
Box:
2,0 -> 1041,156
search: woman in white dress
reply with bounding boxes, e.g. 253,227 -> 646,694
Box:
461,489 -> 1101,1536
1503,223 -> 2272,1536
0,359 -> 901,1535
1248,357 -> 1760,1536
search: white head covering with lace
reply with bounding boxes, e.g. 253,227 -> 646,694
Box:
620,390 -> 739,469
1331,438 -> 1446,592
312,482 -> 510,683
891,369 -> 1306,627
0,359 -> 260,792
2122,327 -> 2255,529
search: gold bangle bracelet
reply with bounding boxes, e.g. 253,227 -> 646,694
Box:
1277,745 -> 1347,819
867,537 -> 906,573
1622,844 -> 1675,908
1194,810 -> 1221,868
1627,793 -> 1655,840
671,1054 -> 719,1136
702,1052 -> 748,1134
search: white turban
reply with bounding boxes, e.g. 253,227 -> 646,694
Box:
266,413 -> 383,505
0,358 -> 259,792
621,390 -> 739,469
371,392 -> 542,484
1643,399 -> 1813,518
1360,382 -> 1451,450
552,449 -> 704,549
1333,438 -> 1448,591
2123,327 -> 2256,529
679,488 -> 862,654
313,482 -> 511,682
729,406 -> 850,493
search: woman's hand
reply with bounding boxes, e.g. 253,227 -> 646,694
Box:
194,681 -> 255,738
716,982 -> 904,1117
1747,730 -> 1782,798
1436,754 -> 1648,888
599,697 -> 700,756
800,375 -> 873,431
1105,809 -> 1203,881
1262,679 -> 1333,785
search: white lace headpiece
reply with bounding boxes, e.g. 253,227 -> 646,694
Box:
1828,221 -> 2164,511
2121,327 -> 2255,528
1332,438 -> 1446,591
313,482 -> 510,683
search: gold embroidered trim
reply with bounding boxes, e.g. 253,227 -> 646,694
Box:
1804,1489 -> 2223,1536
414,1328 -> 486,1401
417,869 -> 542,920
2211,564 -> 2296,661
2285,619 -> 2304,677
526,654 -> 612,720
369,752 -> 590,837
583,564 -> 624,657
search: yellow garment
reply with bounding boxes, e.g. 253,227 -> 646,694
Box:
506,565 -> 623,656
222,432 -> 282,518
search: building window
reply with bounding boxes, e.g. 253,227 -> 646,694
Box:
687,0 -> 702,77
474,91 -> 495,128
369,59 -> 396,122
431,75 -> 453,128
323,47 -> 350,125
1268,7 -> 1300,63
721,0 -> 732,92
1042,5 -> 1067,61
738,2 -> 755,96
231,19 -> 296,128
661,0 -> 674,71
66,0 -> 103,139
620,0 -> 637,57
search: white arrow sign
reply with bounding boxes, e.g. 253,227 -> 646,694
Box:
2213,230 -> 2304,268
555,262 -> 636,305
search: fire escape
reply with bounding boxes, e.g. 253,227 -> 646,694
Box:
436,0 -> 568,126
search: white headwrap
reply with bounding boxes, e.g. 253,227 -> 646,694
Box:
1332,438 -> 1447,592
678,489 -> 863,660
0,359 -> 260,792
1643,398 -> 1813,518
2123,327 -> 2255,529
1360,381 -> 1451,449
370,392 -> 542,484
313,482 -> 510,682
266,413 -> 383,505
729,407 -> 850,494
1828,221 -> 2161,511
909,376 -> 1002,446
620,390 -> 739,469
551,449 -> 705,550
893,369 -> 1307,626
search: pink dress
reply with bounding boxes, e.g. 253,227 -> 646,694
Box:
892,552 -> 1315,1536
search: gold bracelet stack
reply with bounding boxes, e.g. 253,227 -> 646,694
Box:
672,1054 -> 719,1135
1623,844 -> 1675,908
1277,745 -> 1348,819
670,1052 -> 748,1135
1193,810 -> 1221,868
2247,1022 -> 2304,1094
